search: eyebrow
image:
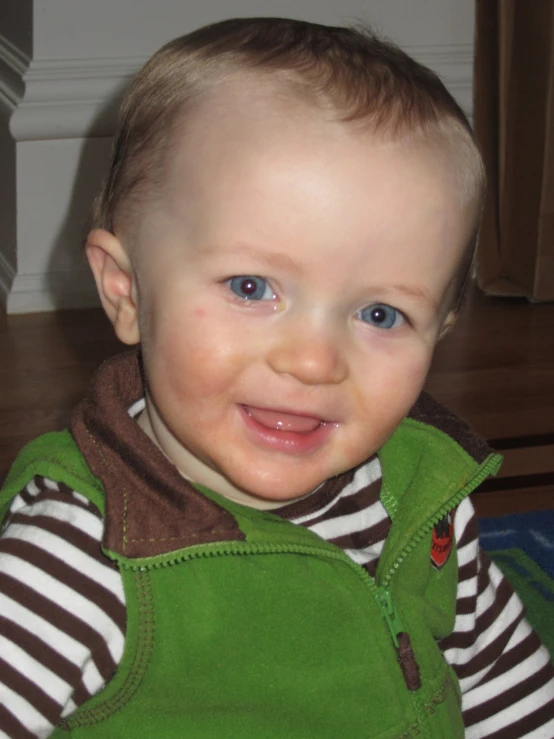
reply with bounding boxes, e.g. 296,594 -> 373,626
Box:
378,285 -> 439,312
202,243 -> 304,275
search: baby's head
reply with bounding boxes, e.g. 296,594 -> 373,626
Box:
87,18 -> 485,509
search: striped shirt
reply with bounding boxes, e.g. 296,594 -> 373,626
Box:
1,458 -> 553,737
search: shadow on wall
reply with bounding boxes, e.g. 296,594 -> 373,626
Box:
45,84 -> 126,313
44,85 -> 128,369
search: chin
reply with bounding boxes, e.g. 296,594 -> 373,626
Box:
228,468 -> 327,506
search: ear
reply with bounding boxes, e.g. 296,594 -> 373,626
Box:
86,229 -> 140,345
438,310 -> 457,341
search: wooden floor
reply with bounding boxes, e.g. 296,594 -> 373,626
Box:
1,283 -> 553,516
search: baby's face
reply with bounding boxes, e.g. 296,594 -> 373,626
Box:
133,88 -> 473,509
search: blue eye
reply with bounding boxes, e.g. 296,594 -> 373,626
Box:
227,276 -> 274,301
358,303 -> 404,329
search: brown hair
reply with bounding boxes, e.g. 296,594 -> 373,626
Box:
91,17 -> 484,311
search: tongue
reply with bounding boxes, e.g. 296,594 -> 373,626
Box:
245,406 -> 322,434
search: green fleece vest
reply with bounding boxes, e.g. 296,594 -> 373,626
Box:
0,419 -> 501,739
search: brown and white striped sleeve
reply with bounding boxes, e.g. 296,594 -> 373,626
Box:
441,497 -> 554,738
0,476 -> 126,739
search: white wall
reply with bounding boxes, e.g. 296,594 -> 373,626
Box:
30,0 -> 474,57
0,0 -> 475,313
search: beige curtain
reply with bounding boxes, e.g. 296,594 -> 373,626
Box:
474,0 -> 554,301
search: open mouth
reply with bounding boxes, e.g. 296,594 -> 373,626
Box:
242,405 -> 325,434
239,405 -> 335,453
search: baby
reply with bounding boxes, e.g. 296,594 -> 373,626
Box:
1,17 -> 553,739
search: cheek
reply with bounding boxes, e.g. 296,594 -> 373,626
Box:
360,334 -> 432,386
384,335 -> 434,378
352,342 -> 433,430
148,313 -> 247,406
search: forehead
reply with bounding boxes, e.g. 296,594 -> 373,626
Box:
160,83 -> 471,227
163,76 -> 477,207
136,81 -> 475,308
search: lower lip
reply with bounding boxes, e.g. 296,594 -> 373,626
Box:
238,405 -> 336,454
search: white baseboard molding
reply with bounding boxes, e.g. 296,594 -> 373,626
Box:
4,269 -> 100,314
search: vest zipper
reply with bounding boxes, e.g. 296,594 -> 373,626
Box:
376,452 -> 502,691
376,587 -> 404,649
376,587 -> 422,690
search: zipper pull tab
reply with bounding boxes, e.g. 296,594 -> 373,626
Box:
376,588 -> 421,691
376,588 -> 404,648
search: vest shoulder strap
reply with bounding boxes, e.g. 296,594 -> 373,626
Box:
0,430 -> 106,520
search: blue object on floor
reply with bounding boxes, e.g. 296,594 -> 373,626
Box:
479,508 -> 554,579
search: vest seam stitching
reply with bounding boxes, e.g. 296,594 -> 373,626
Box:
58,569 -> 155,729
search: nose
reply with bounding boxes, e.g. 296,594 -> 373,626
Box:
266,320 -> 348,386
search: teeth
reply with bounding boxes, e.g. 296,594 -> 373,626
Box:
244,406 -> 323,434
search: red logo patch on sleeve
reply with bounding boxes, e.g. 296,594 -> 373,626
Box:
431,512 -> 453,569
